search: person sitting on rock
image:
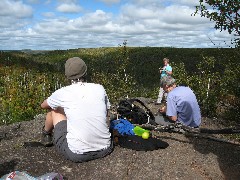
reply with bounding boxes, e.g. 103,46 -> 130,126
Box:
40,57 -> 113,162
156,76 -> 201,127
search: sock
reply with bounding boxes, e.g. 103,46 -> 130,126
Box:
42,126 -> 52,135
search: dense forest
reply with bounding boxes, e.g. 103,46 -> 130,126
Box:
0,46 -> 239,126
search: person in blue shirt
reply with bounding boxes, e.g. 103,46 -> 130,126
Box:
156,58 -> 172,104
157,76 -> 201,127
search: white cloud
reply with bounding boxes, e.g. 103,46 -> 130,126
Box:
171,0 -> 200,7
56,3 -> 83,13
80,10 -> 112,26
32,10 -> 114,35
0,0 -> 32,31
58,0 -> 77,3
120,4 -> 158,19
97,0 -> 120,4
117,2 -> 213,37
0,0 -> 33,18
27,0 -> 40,4
0,0 -> 236,50
160,5 -> 210,25
42,12 -> 56,18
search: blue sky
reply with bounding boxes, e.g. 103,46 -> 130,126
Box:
0,0 -> 236,50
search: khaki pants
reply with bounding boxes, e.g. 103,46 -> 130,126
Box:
157,87 -> 167,103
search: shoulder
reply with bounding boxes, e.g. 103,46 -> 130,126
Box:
53,85 -> 69,92
170,86 -> 185,95
85,83 -> 106,92
61,83 -> 106,92
166,64 -> 172,70
173,86 -> 193,95
175,86 -> 189,91
50,85 -> 73,96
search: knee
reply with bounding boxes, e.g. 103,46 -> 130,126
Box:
53,107 -> 65,115
46,108 -> 65,117
51,108 -> 67,125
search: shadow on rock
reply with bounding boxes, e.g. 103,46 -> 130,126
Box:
0,159 -> 19,177
188,136 -> 240,180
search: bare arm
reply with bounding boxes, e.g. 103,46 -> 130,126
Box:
166,70 -> 172,75
159,106 -> 177,122
41,99 -> 51,109
106,109 -> 110,126
159,67 -> 172,75
159,68 -> 163,73
167,115 -> 177,121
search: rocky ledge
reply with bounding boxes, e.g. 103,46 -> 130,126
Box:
0,98 -> 240,180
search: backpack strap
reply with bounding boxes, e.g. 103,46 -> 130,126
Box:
127,98 -> 155,121
117,99 -> 133,116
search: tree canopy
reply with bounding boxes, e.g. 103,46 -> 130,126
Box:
194,0 -> 240,47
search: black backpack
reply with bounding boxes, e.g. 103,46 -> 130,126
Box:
117,98 -> 157,125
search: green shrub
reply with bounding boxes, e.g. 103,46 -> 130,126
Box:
0,47 -> 239,126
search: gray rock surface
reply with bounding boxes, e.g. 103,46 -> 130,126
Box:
1,100 -> 240,180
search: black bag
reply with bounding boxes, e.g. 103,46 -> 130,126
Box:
117,98 -> 157,125
117,135 -> 169,151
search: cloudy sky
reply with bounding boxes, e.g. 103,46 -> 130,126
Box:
0,0 -> 236,50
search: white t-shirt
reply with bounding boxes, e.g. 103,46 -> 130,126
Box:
47,82 -> 111,154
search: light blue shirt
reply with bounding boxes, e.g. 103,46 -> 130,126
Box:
161,64 -> 172,78
166,86 -> 201,127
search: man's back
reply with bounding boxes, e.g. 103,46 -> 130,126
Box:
41,57 -> 113,162
47,82 -> 111,153
166,86 -> 201,127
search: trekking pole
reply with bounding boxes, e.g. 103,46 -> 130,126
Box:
206,77 -> 210,98
140,123 -> 240,134
138,123 -> 240,145
123,68 -> 128,99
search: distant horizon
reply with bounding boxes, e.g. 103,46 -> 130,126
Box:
0,0 -> 237,50
1,46 -> 237,52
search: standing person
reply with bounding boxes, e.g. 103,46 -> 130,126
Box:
156,58 -> 172,104
40,57 -> 113,163
157,76 -> 201,127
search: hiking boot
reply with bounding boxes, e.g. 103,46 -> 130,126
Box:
41,127 -> 53,147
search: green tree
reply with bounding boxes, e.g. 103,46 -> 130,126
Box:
193,0 -> 240,47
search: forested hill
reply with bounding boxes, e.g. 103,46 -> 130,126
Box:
0,47 -> 239,125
